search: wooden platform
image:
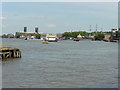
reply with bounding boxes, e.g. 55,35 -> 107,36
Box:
0,47 -> 21,60
110,40 -> 120,43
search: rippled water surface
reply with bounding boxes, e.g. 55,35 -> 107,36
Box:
2,39 -> 118,88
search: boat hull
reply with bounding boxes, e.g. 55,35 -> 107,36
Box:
42,41 -> 49,44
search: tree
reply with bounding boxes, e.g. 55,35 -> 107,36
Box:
62,31 -> 89,38
15,34 -> 20,38
2,34 -> 8,38
94,33 -> 105,40
62,32 -> 72,37
34,33 -> 41,39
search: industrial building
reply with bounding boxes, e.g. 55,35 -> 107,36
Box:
16,27 -> 40,38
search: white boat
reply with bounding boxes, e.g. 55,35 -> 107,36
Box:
45,35 -> 58,42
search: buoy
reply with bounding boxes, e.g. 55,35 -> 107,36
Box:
42,41 -> 49,44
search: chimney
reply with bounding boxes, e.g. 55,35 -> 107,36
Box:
24,27 -> 27,32
35,27 -> 39,33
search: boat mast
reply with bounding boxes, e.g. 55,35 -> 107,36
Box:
89,25 -> 92,36
95,24 -> 98,34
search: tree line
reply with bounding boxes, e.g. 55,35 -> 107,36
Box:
62,31 -> 111,40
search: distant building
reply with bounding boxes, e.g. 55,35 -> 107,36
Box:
40,33 -> 47,40
16,27 -> 41,38
77,34 -> 83,40
111,28 -> 119,40
16,32 -> 36,37
103,34 -> 111,41
57,33 -> 63,39
7,34 -> 14,38
77,34 -> 82,38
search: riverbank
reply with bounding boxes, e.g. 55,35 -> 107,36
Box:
3,38 -> 120,43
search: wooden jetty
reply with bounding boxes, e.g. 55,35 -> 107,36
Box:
110,40 -> 120,43
0,47 -> 21,60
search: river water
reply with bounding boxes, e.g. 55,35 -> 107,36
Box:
2,39 -> 118,88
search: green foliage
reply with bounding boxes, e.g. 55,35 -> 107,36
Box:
94,32 -> 105,40
62,31 -> 89,38
2,34 -> 8,38
104,31 -> 112,34
34,33 -> 41,39
62,32 -> 72,37
15,34 -> 20,38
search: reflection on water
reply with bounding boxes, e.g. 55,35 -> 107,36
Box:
2,39 -> 118,88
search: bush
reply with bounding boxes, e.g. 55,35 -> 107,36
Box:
34,33 -> 41,39
15,34 -> 20,38
94,33 -> 105,40
2,34 -> 8,38
62,31 -> 89,38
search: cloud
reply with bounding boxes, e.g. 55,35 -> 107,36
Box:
0,17 -> 6,20
47,24 -> 56,28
